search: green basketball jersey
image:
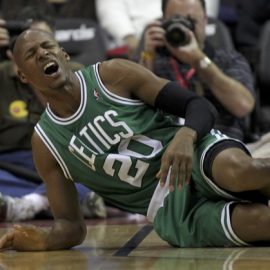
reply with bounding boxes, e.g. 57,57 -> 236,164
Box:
35,63 -> 182,215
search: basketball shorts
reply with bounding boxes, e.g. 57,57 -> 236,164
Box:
147,129 -> 253,247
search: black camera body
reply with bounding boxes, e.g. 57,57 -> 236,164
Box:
0,20 -> 30,60
162,14 -> 195,47
5,20 -> 30,38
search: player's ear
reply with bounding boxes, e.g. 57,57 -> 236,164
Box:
17,69 -> 28,84
61,47 -> 70,61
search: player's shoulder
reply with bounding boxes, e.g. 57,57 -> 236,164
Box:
100,58 -> 138,74
99,58 -> 152,84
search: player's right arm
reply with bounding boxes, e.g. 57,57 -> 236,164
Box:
0,132 -> 87,251
99,59 -> 217,190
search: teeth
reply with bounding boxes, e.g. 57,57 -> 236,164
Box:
44,62 -> 55,71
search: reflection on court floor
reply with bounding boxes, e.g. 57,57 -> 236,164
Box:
0,216 -> 270,270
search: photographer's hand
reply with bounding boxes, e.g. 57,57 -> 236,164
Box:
144,20 -> 165,54
140,20 -> 165,70
166,29 -> 204,67
0,19 -> 10,48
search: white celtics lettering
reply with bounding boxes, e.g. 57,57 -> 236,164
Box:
69,136 -> 97,171
68,110 -> 163,187
68,110 -> 133,169
84,110 -> 133,152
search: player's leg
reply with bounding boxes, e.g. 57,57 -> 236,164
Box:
153,186 -> 269,247
154,191 -> 270,246
152,186 -> 241,247
206,141 -> 270,195
231,202 -> 270,243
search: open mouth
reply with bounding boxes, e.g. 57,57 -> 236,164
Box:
44,61 -> 59,76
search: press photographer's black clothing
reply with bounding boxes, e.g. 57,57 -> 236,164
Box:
150,42 -> 255,141
235,0 -> 270,49
0,60 -> 83,152
0,61 -> 44,152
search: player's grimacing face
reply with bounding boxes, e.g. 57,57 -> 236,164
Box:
14,30 -> 69,90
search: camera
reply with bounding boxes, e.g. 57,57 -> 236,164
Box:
5,20 -> 30,38
0,20 -> 30,60
162,14 -> 195,47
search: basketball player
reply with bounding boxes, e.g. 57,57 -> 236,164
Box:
1,29 -> 270,251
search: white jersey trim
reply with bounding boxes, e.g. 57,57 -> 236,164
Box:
46,71 -> 87,125
93,63 -> 144,105
35,124 -> 73,181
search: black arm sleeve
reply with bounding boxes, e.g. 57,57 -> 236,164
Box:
154,82 -> 217,140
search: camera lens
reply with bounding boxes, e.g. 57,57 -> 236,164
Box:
165,24 -> 190,47
162,14 -> 194,47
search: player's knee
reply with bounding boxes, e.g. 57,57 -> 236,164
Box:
232,203 -> 270,232
223,156 -> 254,192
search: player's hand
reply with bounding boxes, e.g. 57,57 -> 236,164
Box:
0,224 -> 48,251
156,127 -> 196,191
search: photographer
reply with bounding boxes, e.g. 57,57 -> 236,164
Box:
0,19 -> 10,59
137,0 -> 255,142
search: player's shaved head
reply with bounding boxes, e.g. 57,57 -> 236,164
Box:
13,29 -> 56,68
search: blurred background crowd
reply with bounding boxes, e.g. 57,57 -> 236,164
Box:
0,0 -> 270,222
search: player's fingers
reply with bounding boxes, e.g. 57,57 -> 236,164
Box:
177,161 -> 187,190
14,224 -> 38,238
178,156 -> 193,189
186,158 -> 193,185
159,157 -> 172,187
0,230 -> 14,250
169,159 -> 179,192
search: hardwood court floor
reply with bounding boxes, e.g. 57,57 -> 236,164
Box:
1,215 -> 270,270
